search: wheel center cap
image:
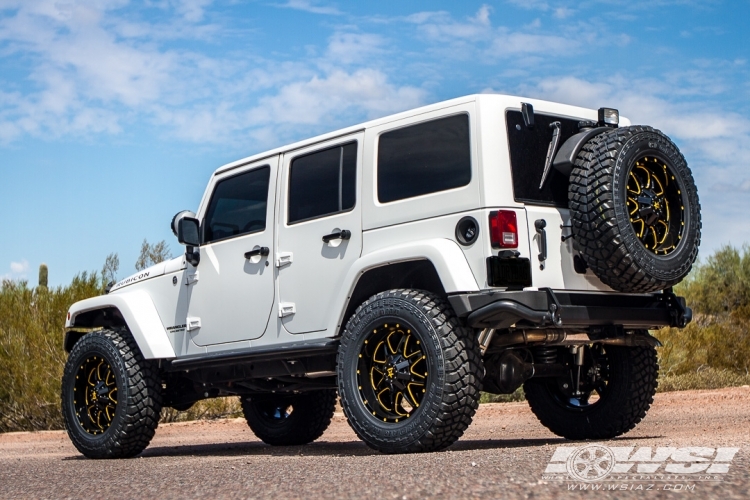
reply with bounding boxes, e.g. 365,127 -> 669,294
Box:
93,381 -> 109,405
384,354 -> 408,382
637,188 -> 665,226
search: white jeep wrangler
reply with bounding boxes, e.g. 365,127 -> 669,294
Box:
62,94 -> 700,458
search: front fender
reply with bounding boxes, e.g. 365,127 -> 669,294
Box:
66,290 -> 176,359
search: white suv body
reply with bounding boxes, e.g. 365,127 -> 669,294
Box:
61,93 -> 699,457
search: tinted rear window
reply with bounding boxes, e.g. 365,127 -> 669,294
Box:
506,110 -> 582,207
377,114 -> 471,203
288,142 -> 357,224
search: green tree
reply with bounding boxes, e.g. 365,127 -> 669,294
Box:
101,252 -> 120,287
135,239 -> 173,271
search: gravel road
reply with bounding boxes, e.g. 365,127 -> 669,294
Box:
1,387 -> 749,499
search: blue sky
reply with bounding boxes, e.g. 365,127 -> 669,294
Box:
1,0 -> 748,286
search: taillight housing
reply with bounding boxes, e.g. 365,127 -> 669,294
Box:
489,210 -> 518,248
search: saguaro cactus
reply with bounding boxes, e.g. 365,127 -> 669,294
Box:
38,263 -> 48,289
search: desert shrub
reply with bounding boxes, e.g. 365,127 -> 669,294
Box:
0,273 -> 102,431
657,245 -> 750,377
480,387 -> 525,404
658,367 -> 750,392
161,397 -> 243,423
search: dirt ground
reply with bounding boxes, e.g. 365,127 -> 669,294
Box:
1,387 -> 749,499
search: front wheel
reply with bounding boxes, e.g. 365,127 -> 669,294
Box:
241,390 -> 336,446
61,329 -> 162,458
524,344 -> 658,440
337,289 -> 482,453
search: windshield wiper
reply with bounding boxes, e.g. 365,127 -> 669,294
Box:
539,121 -> 562,190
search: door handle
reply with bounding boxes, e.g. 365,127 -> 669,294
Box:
535,219 -> 547,269
244,246 -> 270,259
322,229 -> 351,243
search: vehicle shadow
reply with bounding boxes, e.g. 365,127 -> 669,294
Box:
450,434 -> 661,452
62,434 -> 662,460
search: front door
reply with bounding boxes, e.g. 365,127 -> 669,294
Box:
277,134 -> 363,334
186,158 -> 278,346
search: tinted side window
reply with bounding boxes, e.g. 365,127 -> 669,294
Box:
288,142 -> 357,224
203,166 -> 270,244
377,114 -> 471,203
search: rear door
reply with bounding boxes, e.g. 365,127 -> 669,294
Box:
276,134 -> 363,334
524,205 -> 607,290
505,109 -> 610,291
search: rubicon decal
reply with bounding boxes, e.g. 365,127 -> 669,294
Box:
111,271 -> 151,291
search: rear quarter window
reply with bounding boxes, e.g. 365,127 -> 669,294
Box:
377,114 -> 471,203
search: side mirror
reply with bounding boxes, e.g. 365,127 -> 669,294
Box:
177,217 -> 200,246
177,218 -> 201,267
171,210 -> 196,237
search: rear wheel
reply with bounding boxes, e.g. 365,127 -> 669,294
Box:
524,344 -> 658,440
337,289 -> 482,453
241,390 -> 336,446
61,329 -> 162,458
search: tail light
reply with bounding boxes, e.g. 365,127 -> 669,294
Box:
490,210 -> 518,248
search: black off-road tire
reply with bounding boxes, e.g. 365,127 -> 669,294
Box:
524,345 -> 658,440
61,329 -> 162,459
568,126 -> 701,293
241,390 -> 336,446
337,289 -> 482,454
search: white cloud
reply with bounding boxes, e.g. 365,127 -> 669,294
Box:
408,6 -> 492,42
554,7 -> 574,18
0,1 -> 427,148
252,69 -> 425,126
326,32 -> 386,65
9,260 -> 28,274
507,0 -> 550,11
3,259 -> 30,282
271,1 -> 342,16
173,0 -> 213,22
406,5 -> 585,62
157,68 -> 427,149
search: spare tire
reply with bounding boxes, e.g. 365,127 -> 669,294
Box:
568,125 -> 701,293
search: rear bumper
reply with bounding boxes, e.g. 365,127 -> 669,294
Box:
448,288 -> 692,330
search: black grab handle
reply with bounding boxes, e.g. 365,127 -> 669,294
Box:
322,229 -> 351,243
244,246 -> 270,259
535,219 -> 547,263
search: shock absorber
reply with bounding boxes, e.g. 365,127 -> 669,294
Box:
532,346 -> 558,364
570,345 -> 585,397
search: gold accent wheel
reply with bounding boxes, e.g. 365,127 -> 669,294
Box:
357,322 -> 428,423
72,355 -> 118,435
625,156 -> 685,255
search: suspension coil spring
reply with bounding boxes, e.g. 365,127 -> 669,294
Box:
532,346 -> 558,364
